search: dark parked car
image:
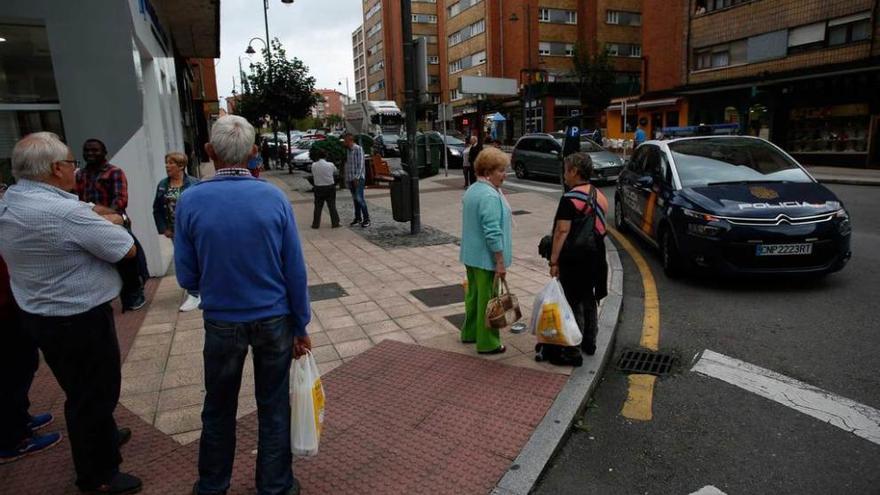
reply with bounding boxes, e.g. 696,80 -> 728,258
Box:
614,136 -> 852,277
511,133 -> 624,182
375,133 -> 401,157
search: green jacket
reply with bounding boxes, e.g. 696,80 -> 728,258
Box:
459,181 -> 512,271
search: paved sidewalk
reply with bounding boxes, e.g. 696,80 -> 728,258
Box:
1,165 -> 611,494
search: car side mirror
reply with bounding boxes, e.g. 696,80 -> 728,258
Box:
637,176 -> 654,188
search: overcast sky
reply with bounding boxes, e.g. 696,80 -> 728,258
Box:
216,0 -> 363,104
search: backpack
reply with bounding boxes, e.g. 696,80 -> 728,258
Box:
560,187 -> 606,263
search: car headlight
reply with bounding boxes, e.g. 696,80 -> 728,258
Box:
682,208 -> 719,222
687,224 -> 723,237
450,148 -> 461,157
835,209 -> 851,235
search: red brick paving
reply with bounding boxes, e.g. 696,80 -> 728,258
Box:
1,285 -> 568,495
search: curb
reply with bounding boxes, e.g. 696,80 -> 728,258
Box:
492,236 -> 624,495
815,177 -> 880,187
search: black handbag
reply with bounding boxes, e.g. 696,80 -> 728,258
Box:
560,187 -> 605,263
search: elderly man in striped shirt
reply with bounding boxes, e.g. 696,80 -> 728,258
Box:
343,133 -> 370,227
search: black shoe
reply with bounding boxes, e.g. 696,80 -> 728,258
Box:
361,219 -> 371,228
79,472 -> 142,494
118,428 -> 131,447
311,225 -> 319,229
122,292 -> 146,312
581,342 -> 597,356
350,219 -> 362,226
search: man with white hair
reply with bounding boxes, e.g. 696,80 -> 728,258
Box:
0,132 -> 141,494
174,115 -> 312,495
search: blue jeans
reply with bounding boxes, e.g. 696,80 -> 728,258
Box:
348,177 -> 369,221
197,315 -> 295,495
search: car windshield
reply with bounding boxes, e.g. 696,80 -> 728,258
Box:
668,138 -> 812,187
294,140 -> 313,149
579,139 -> 603,152
382,134 -> 399,144
443,135 -> 465,145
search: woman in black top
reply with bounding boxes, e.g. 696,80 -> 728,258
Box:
547,153 -> 609,355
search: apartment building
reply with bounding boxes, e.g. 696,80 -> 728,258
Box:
612,0 -> 880,167
353,25 -> 368,102
312,89 -> 350,120
359,0 -> 441,108
438,0 -> 644,140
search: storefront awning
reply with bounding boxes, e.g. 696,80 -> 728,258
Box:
606,98 -> 679,111
153,0 -> 221,58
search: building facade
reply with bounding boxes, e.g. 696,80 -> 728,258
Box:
610,0 -> 880,168
312,89 -> 350,121
0,0 -> 221,274
353,25 -> 368,102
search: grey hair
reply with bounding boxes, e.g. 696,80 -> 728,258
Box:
564,152 -> 593,180
210,115 -> 256,165
12,132 -> 69,180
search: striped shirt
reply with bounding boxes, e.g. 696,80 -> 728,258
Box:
345,143 -> 365,182
0,180 -> 134,316
75,162 -> 129,214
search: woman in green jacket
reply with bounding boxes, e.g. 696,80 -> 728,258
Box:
459,147 -> 513,354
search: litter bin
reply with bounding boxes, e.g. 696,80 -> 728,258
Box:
390,169 -> 412,222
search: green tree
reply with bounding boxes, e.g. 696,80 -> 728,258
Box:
570,41 -> 616,128
246,38 -> 320,146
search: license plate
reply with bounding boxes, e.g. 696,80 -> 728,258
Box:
755,243 -> 813,256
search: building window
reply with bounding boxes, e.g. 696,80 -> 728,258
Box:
538,8 -> 576,24
365,2 -> 381,20
449,19 -> 485,47
449,50 -> 486,74
565,43 -> 575,56
606,10 -> 641,26
367,22 -> 382,38
429,75 -> 440,85
448,0 -> 482,19
696,0 -> 752,14
369,80 -> 385,93
787,22 -> 826,53
828,12 -> 871,46
606,43 -> 641,58
538,42 -> 551,55
412,14 -> 437,24
413,0 -> 436,3
368,61 -> 384,74
428,55 -> 439,64
449,60 -> 462,73
694,39 -> 745,69
450,88 -> 462,101
368,41 -> 383,56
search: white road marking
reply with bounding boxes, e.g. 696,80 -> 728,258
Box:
688,486 -> 727,495
692,349 -> 880,446
502,180 -> 561,194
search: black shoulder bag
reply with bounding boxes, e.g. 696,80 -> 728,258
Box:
559,187 -> 605,263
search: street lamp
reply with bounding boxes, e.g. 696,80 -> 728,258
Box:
245,37 -> 267,55
338,78 -> 350,103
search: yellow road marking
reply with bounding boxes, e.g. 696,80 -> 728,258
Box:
608,227 -> 660,421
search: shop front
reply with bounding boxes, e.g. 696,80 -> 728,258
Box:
605,97 -> 689,140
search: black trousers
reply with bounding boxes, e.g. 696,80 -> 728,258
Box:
559,266 -> 598,348
312,185 -> 340,228
0,310 -> 39,450
20,303 -> 123,487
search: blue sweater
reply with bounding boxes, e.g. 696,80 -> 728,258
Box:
173,175 -> 310,334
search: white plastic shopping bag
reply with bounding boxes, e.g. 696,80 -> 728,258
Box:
291,351 -> 325,457
530,278 -> 583,346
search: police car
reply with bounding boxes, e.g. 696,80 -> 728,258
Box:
614,136 -> 852,277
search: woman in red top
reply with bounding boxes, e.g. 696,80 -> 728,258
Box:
547,153 -> 610,355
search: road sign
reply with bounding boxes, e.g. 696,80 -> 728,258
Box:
459,76 -> 517,96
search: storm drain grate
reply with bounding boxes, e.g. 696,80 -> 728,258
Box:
411,284 -> 465,308
616,349 -> 676,376
308,283 -> 348,302
511,210 -> 531,216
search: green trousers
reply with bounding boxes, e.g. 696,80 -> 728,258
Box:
461,266 -> 502,352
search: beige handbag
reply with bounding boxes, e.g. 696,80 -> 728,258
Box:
485,278 -> 522,329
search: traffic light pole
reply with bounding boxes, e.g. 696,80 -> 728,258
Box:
401,0 -> 421,234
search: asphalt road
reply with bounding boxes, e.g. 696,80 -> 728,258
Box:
501,175 -> 880,495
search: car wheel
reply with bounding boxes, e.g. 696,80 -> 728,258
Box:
614,197 -> 627,232
514,162 -> 528,179
661,228 -> 684,278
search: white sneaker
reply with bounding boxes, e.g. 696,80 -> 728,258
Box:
179,294 -> 201,312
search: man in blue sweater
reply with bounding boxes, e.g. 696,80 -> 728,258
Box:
174,115 -> 311,495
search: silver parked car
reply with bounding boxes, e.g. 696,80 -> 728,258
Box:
511,133 -> 624,182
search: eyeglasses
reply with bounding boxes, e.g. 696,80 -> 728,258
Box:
58,159 -> 81,168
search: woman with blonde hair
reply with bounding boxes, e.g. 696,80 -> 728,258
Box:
459,147 -> 513,354
153,152 -> 201,311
